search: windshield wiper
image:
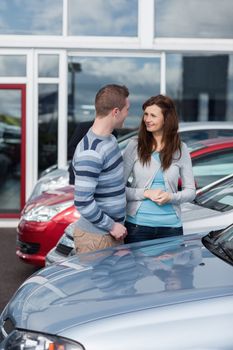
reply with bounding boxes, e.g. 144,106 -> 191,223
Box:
193,197 -> 201,205
217,242 -> 233,264
197,200 -> 230,212
202,232 -> 233,266
209,202 -> 231,211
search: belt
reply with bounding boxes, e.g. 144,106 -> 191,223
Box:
125,221 -> 148,229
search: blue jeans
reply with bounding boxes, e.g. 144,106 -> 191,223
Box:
124,221 -> 183,244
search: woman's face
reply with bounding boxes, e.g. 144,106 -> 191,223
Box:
143,104 -> 164,135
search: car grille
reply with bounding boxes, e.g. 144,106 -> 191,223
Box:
56,243 -> 73,256
17,239 -> 40,254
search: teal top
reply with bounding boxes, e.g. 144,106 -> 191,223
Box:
126,152 -> 182,228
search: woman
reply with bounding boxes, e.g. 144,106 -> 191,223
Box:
123,94 -> 196,243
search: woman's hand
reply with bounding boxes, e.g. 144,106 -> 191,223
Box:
144,189 -> 171,205
154,191 -> 172,205
144,189 -> 163,201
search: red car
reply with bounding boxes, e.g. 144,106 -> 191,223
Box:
189,137 -> 233,189
16,186 -> 79,267
16,137 -> 233,267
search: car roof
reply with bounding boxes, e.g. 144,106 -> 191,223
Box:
179,121 -> 233,131
118,122 -> 233,143
189,137 -> 233,153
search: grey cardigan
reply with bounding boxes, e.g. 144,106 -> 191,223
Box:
123,138 -> 196,221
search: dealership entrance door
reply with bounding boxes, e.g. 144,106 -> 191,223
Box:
0,84 -> 26,218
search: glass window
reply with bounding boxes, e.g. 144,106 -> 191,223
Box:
68,0 -> 138,36
181,129 -> 233,146
38,55 -> 59,78
0,0 -> 62,35
67,56 -> 160,151
38,84 -> 58,174
0,55 -> 26,77
192,150 -> 233,189
196,176 -> 233,212
166,53 -> 233,122
154,0 -> 233,38
0,89 -> 22,213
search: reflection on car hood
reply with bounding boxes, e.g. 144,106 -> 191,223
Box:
23,185 -> 74,214
3,235 -> 233,336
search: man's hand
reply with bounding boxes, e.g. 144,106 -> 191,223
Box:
144,189 -> 171,205
110,222 -> 128,240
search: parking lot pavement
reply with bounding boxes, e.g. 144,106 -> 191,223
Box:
0,228 -> 37,313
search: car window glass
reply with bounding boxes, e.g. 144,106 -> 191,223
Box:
180,129 -> 233,145
218,195 -> 233,207
192,150 -> 233,188
181,130 -> 209,145
196,176 -> 233,212
218,130 -> 233,137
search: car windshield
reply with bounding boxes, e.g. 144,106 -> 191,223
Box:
194,175 -> 233,212
202,224 -> 233,266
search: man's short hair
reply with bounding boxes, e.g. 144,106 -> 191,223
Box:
95,84 -> 129,117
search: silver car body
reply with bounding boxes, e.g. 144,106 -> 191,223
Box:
182,172 -> 233,234
45,172 -> 233,266
46,222 -> 76,265
1,226 -> 233,349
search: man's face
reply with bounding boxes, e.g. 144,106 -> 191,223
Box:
115,97 -> 130,128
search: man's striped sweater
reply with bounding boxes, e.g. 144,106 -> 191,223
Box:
72,128 -> 126,234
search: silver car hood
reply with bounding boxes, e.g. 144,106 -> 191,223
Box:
2,235 -> 233,336
182,202 -> 233,234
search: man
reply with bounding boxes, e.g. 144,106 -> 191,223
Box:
68,121 -> 94,185
68,121 -> 118,185
72,84 -> 130,253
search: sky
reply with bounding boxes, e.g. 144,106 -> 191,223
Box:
155,0 -> 233,38
0,0 -> 137,36
0,0 -> 233,121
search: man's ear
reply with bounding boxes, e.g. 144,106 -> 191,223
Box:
112,107 -> 119,118
113,107 -> 119,117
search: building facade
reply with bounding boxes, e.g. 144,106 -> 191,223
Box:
0,0 -> 233,225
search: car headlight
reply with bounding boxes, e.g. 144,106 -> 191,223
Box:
2,330 -> 84,350
23,201 -> 73,222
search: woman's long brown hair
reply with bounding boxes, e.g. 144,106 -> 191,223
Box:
138,95 -> 181,170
